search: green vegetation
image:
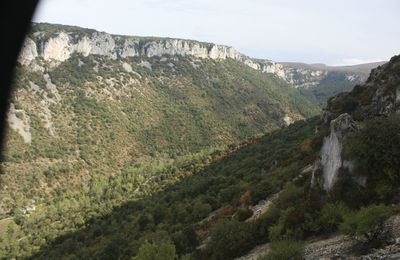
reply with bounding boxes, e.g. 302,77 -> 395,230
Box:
346,116 -> 400,199
260,240 -> 304,260
318,202 -> 350,233
1,23 -> 398,260
340,204 -> 392,242
0,117 -> 319,259
2,38 -> 321,257
132,240 -> 176,260
207,219 -> 255,259
299,72 -> 357,106
5,24 -> 328,256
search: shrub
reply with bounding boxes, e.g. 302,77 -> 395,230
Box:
345,115 -> 400,202
318,202 -> 350,233
132,240 -> 176,260
192,201 -> 212,220
340,204 -> 392,242
207,219 -> 255,259
260,240 -> 304,260
235,207 -> 253,221
254,205 -> 280,242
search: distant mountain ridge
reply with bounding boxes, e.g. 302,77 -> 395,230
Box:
281,61 -> 386,74
21,23 -> 382,93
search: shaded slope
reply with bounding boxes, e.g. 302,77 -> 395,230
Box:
25,117 -> 320,259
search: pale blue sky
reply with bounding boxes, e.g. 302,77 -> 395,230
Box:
33,0 -> 400,65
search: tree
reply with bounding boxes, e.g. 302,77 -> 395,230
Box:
345,115 -> 400,202
235,207 -> 253,222
207,219 -> 255,259
132,240 -> 176,260
340,204 -> 392,242
192,201 -> 212,220
318,202 -> 350,233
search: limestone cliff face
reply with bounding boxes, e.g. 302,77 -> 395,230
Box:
143,40 -> 241,60
18,23 -> 367,90
21,29 -> 292,83
316,113 -> 357,190
18,38 -> 38,65
313,55 -> 400,191
39,31 -> 118,61
262,63 -> 334,89
23,30 -> 247,63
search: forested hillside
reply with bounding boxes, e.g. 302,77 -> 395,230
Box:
1,23 -> 321,218
0,23 -> 320,258
0,22 -> 396,259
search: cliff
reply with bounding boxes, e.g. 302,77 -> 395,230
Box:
313,55 -> 400,190
19,23 -> 373,92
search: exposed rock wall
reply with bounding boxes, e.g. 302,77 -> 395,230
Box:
22,32 -> 246,63
18,23 -> 366,89
314,55 -> 400,191
6,103 -> 32,143
314,113 -> 357,190
320,127 -> 342,190
18,38 -> 38,65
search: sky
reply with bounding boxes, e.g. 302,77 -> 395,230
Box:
33,0 -> 400,65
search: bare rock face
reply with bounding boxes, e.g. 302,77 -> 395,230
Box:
6,103 -> 32,143
18,23 -> 368,91
74,36 -> 92,56
41,32 -> 117,61
120,38 -> 138,58
145,40 -> 209,58
330,113 -> 357,139
88,32 -> 117,59
209,45 -> 241,60
35,30 -> 246,63
262,62 -> 286,79
42,32 -> 72,61
313,113 -> 357,190
313,55 -> 400,191
18,38 -> 38,65
278,67 -> 328,89
305,235 -> 357,260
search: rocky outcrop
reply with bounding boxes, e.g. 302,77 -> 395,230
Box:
313,113 -> 357,190
23,30 -> 246,63
325,55 -> 400,121
6,103 -> 32,143
18,38 -> 38,65
311,55 -> 400,190
40,31 -> 117,61
272,66 -> 328,89
18,23 -> 367,90
42,32 -> 72,61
